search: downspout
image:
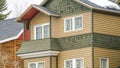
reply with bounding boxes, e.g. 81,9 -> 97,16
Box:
49,16 -> 52,68
91,9 -> 94,68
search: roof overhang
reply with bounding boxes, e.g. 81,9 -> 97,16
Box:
17,4 -> 60,22
17,51 -> 60,59
0,29 -> 23,44
74,0 -> 120,14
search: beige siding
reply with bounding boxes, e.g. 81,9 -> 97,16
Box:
52,12 -> 92,38
30,12 -> 92,39
30,12 -> 49,40
58,47 -> 92,68
94,47 -> 120,68
93,12 -> 120,36
52,57 -> 56,68
24,57 -> 50,68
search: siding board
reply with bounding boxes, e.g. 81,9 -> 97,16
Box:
58,47 -> 92,68
94,47 -> 120,68
93,12 -> 120,36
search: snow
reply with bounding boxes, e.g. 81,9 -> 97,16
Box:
88,0 -> 120,10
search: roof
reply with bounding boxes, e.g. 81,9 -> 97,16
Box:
0,18 -> 23,43
76,0 -> 120,13
17,4 -> 60,22
40,0 -> 120,14
17,38 -> 60,54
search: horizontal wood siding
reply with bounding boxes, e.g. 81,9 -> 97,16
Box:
94,47 -> 120,68
52,12 -> 92,38
30,12 -> 49,40
93,12 -> 120,36
58,47 -> 92,68
24,57 -> 50,68
52,57 -> 56,68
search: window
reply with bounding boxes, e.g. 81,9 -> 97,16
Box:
64,58 -> 84,68
34,23 -> 49,39
76,59 -> 84,68
100,58 -> 109,68
65,60 -> 73,68
64,16 -> 83,32
29,62 -> 45,68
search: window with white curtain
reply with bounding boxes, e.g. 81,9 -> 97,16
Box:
64,16 -> 83,32
34,23 -> 49,40
64,58 -> 84,68
100,58 -> 109,68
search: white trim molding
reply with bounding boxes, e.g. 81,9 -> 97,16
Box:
0,29 -> 23,43
17,51 -> 60,59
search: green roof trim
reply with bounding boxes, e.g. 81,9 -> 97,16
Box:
17,38 -> 60,54
17,39 -> 51,54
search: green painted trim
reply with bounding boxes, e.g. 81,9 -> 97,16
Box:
18,33 -> 120,54
57,33 -> 93,50
93,33 -> 120,50
56,56 -> 58,68
91,10 -> 94,68
50,56 -> 52,68
49,16 -> 52,51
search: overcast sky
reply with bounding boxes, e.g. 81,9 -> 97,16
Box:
6,0 -> 43,18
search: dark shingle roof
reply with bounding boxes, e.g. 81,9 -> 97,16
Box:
32,4 -> 60,16
0,18 -> 23,43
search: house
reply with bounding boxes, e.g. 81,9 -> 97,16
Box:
0,18 -> 23,68
17,0 -> 120,68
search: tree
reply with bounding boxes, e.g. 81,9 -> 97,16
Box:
0,0 -> 11,20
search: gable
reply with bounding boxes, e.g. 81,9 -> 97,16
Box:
43,0 -> 91,16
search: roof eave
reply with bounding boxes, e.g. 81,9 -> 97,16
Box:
0,29 -> 23,44
93,8 -> 120,14
32,5 -> 60,17
16,5 -> 33,22
73,0 -> 93,9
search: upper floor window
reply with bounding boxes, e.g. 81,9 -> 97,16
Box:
34,23 -> 49,40
64,58 -> 84,68
29,61 -> 45,68
64,16 -> 83,32
100,58 -> 109,68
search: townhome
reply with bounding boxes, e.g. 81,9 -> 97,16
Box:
17,0 -> 120,68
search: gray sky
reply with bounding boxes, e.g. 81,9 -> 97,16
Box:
6,0 -> 43,18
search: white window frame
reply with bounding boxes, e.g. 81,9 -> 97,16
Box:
100,58 -> 109,68
64,58 -> 84,68
34,23 -> 49,40
64,15 -> 83,32
28,61 -> 45,68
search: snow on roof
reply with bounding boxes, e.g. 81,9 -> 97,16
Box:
88,0 -> 120,10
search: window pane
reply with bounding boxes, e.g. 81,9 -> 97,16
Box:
65,60 -> 73,68
36,27 -> 42,39
75,17 -> 82,29
43,25 -> 49,38
101,59 -> 108,68
65,19 -> 73,31
29,63 -> 36,68
76,59 -> 84,68
38,62 -> 44,68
